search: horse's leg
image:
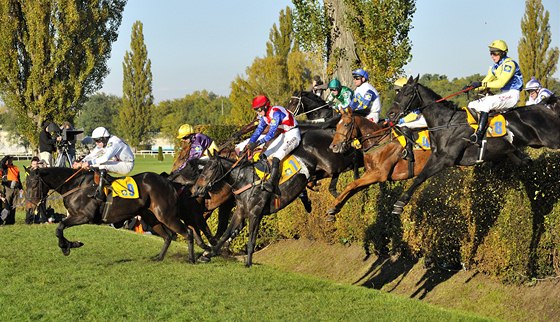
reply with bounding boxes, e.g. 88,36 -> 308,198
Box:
215,198 -> 234,238
205,207 -> 245,258
55,216 -> 90,256
328,174 -> 340,198
326,170 -> 386,219
392,155 -> 452,215
245,212 -> 264,267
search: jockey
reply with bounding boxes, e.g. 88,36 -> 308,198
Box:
174,123 -> 218,172
74,127 -> 134,200
349,68 -> 382,122
325,78 -> 353,114
524,77 -> 554,106
467,39 -> 523,146
394,77 -> 427,162
242,95 -> 300,195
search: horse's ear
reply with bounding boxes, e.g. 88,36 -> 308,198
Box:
414,74 -> 420,84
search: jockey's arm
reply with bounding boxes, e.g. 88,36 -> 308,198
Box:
249,118 -> 267,144
258,110 -> 284,145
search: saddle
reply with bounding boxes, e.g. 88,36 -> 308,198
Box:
392,129 -> 431,151
463,108 -> 507,138
252,152 -> 307,185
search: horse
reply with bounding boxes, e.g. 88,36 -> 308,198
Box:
389,76 -> 560,216
192,154 -> 310,267
25,167 -> 198,262
327,112 -> 431,221
286,90 -> 333,123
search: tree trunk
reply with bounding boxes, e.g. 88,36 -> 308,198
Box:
325,0 -> 358,86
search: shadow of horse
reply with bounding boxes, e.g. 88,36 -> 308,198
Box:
25,167 -> 198,262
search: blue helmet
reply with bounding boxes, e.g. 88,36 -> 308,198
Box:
352,68 -> 369,81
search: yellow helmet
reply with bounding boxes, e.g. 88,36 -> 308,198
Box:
488,39 -> 508,52
394,77 -> 408,89
176,124 -> 194,139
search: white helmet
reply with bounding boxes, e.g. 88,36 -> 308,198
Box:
525,77 -> 542,91
91,127 -> 110,139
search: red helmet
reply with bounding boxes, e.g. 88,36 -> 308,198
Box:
252,95 -> 270,110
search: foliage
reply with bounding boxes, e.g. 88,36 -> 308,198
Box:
153,91 -> 232,141
75,93 -> 121,136
118,20 -> 154,149
518,0 -> 559,101
157,146 -> 163,161
343,0 -> 416,92
229,6 -> 321,126
0,0 -> 126,150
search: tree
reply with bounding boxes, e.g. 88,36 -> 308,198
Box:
229,6 -> 320,125
518,0 -> 559,101
293,0 -> 416,92
0,0 -> 126,150
118,20 -> 154,149
75,93 -> 121,136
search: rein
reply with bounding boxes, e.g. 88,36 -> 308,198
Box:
290,95 -> 330,117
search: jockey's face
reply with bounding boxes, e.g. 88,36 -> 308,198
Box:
94,138 -> 107,148
490,51 -> 502,63
528,89 -> 538,100
255,106 -> 266,116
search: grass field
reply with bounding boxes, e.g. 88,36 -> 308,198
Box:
0,224 -> 489,321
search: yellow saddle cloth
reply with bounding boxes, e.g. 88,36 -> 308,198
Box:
110,177 -> 140,199
392,129 -> 431,151
253,152 -> 303,185
464,107 -> 507,137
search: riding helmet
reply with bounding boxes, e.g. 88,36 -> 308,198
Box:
91,127 -> 110,139
352,68 -> 369,81
488,39 -> 508,53
394,77 -> 408,89
176,124 -> 194,139
252,95 -> 270,110
524,77 -> 541,91
328,79 -> 342,91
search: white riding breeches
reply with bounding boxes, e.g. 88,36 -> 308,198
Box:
467,89 -> 520,113
94,160 -> 134,175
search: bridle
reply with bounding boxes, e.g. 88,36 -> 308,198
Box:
289,93 -> 330,118
333,114 -> 392,151
27,168 -> 87,209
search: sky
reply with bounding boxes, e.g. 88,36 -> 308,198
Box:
99,0 -> 560,103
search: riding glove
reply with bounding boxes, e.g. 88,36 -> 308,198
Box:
470,81 -> 482,89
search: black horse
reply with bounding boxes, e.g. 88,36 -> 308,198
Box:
286,90 -> 333,123
193,154 -> 309,267
25,167 -> 198,262
390,76 -> 560,216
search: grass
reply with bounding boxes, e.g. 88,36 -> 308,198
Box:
0,224 -> 490,321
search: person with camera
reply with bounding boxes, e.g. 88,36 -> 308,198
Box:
59,121 -> 77,165
39,121 -> 61,167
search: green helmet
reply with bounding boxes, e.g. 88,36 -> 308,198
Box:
328,78 -> 342,91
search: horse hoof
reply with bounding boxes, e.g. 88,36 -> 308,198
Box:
198,255 -> 211,263
391,207 -> 403,215
326,214 -> 336,222
71,241 -> 84,249
151,255 -> 164,262
326,208 -> 339,215
61,248 -> 71,256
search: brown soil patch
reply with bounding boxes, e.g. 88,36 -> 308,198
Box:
253,239 -> 560,321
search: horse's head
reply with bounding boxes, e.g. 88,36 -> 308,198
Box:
392,75 -> 424,116
192,156 -> 227,197
24,167 -> 49,214
287,91 -> 333,121
330,112 -> 358,154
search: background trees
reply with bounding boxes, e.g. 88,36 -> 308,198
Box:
0,0 -> 126,150
518,0 -> 559,102
118,20 -> 154,149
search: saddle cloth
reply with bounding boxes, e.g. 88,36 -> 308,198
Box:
253,152 -> 309,185
111,177 -> 140,199
393,129 -> 431,151
464,107 -> 507,138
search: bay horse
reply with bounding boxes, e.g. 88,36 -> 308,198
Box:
286,90 -> 333,123
389,76 -> 560,216
25,167 -> 198,262
327,112 -> 431,221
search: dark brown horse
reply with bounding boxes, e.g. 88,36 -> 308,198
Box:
25,167 -> 197,262
327,112 -> 431,221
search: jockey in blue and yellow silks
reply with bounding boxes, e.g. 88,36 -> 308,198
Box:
467,39 -> 523,145
349,68 -> 382,122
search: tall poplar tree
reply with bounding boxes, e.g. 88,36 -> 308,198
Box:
119,20 -> 153,149
0,0 -> 126,149
518,0 -> 559,95
293,0 -> 415,92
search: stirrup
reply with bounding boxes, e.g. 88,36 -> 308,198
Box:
469,133 -> 481,146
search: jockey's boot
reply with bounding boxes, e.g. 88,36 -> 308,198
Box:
89,169 -> 107,201
400,127 -> 415,162
469,111 -> 489,146
299,189 -> 312,213
262,157 -> 281,196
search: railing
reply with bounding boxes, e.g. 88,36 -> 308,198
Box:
135,150 -> 175,157
10,153 -> 33,160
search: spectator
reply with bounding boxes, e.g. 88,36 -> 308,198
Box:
39,121 -> 61,167
25,156 -> 48,224
0,155 -> 22,225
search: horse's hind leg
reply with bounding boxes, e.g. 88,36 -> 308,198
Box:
149,223 -> 175,261
328,175 -> 339,198
245,213 -> 264,267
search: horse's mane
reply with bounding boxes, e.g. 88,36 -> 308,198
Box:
417,83 -> 462,111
